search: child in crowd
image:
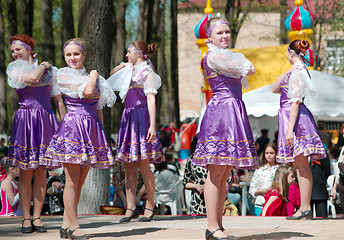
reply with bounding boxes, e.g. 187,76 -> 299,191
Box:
0,158 -> 22,216
249,143 -> 279,216
261,166 -> 296,217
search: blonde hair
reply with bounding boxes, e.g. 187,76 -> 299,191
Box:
205,17 -> 229,34
63,38 -> 86,55
270,165 -> 291,202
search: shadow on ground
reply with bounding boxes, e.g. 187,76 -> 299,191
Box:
239,231 -> 314,239
89,227 -> 167,238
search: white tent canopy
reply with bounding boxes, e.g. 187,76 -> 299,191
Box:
242,70 -> 344,140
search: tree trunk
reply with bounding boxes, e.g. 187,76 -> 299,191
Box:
0,2 -> 7,134
170,0 -> 180,127
279,0 -> 288,44
21,0 -> 34,36
137,0 -> 147,41
8,0 -> 19,132
111,0 -> 126,134
42,0 -> 55,64
62,0 -> 75,42
112,0 -> 126,66
157,0 -> 171,124
7,0 -> 18,36
225,0 -> 254,48
145,0 -> 156,43
78,0 -> 114,214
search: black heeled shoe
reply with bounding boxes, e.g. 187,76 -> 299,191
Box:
21,218 -> 33,234
67,227 -> 89,240
139,207 -> 154,222
119,208 -> 139,223
32,217 -> 47,233
60,227 -> 69,239
286,209 -> 312,220
205,228 -> 230,240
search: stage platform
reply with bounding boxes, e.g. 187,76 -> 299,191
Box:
0,214 -> 343,239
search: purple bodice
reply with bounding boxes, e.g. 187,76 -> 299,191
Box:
124,85 -> 147,109
203,54 -> 243,100
279,73 -> 292,107
16,85 -> 52,110
64,95 -> 99,116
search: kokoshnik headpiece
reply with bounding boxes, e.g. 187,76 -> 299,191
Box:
288,46 -> 310,64
11,40 -> 37,58
206,19 -> 229,38
63,41 -> 86,54
129,44 -> 156,72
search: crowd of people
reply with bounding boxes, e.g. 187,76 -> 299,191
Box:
0,15 -> 341,240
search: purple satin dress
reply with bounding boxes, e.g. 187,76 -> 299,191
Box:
46,95 -> 114,168
277,73 -> 326,163
116,74 -> 164,163
192,54 -> 258,168
8,85 -> 59,170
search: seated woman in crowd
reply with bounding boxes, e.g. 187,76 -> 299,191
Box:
249,143 -> 279,216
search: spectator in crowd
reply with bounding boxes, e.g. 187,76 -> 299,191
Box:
183,135 -> 237,216
273,131 -> 278,145
0,158 -> 21,216
317,122 -> 332,149
336,123 -> 344,149
155,159 -> 180,214
0,138 -> 8,159
183,134 -> 207,215
112,161 -> 146,212
158,130 -> 171,148
165,121 -> 180,144
328,145 -> 340,175
249,143 -> 279,216
255,129 -> 270,158
261,166 -> 296,216
227,169 -> 255,215
332,148 -> 344,213
44,169 -> 65,215
310,157 -> 331,218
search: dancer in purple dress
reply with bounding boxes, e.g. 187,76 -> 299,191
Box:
7,34 -> 65,234
45,38 -> 115,239
192,17 -> 258,240
272,39 -> 326,220
108,40 -> 164,223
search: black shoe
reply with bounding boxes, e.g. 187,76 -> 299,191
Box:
119,208 -> 139,223
139,207 -> 154,222
32,217 -> 47,232
205,228 -> 231,240
67,227 -> 89,240
21,218 -> 33,234
286,209 -> 312,220
60,227 -> 69,239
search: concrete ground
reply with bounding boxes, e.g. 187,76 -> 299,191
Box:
0,214 -> 343,240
